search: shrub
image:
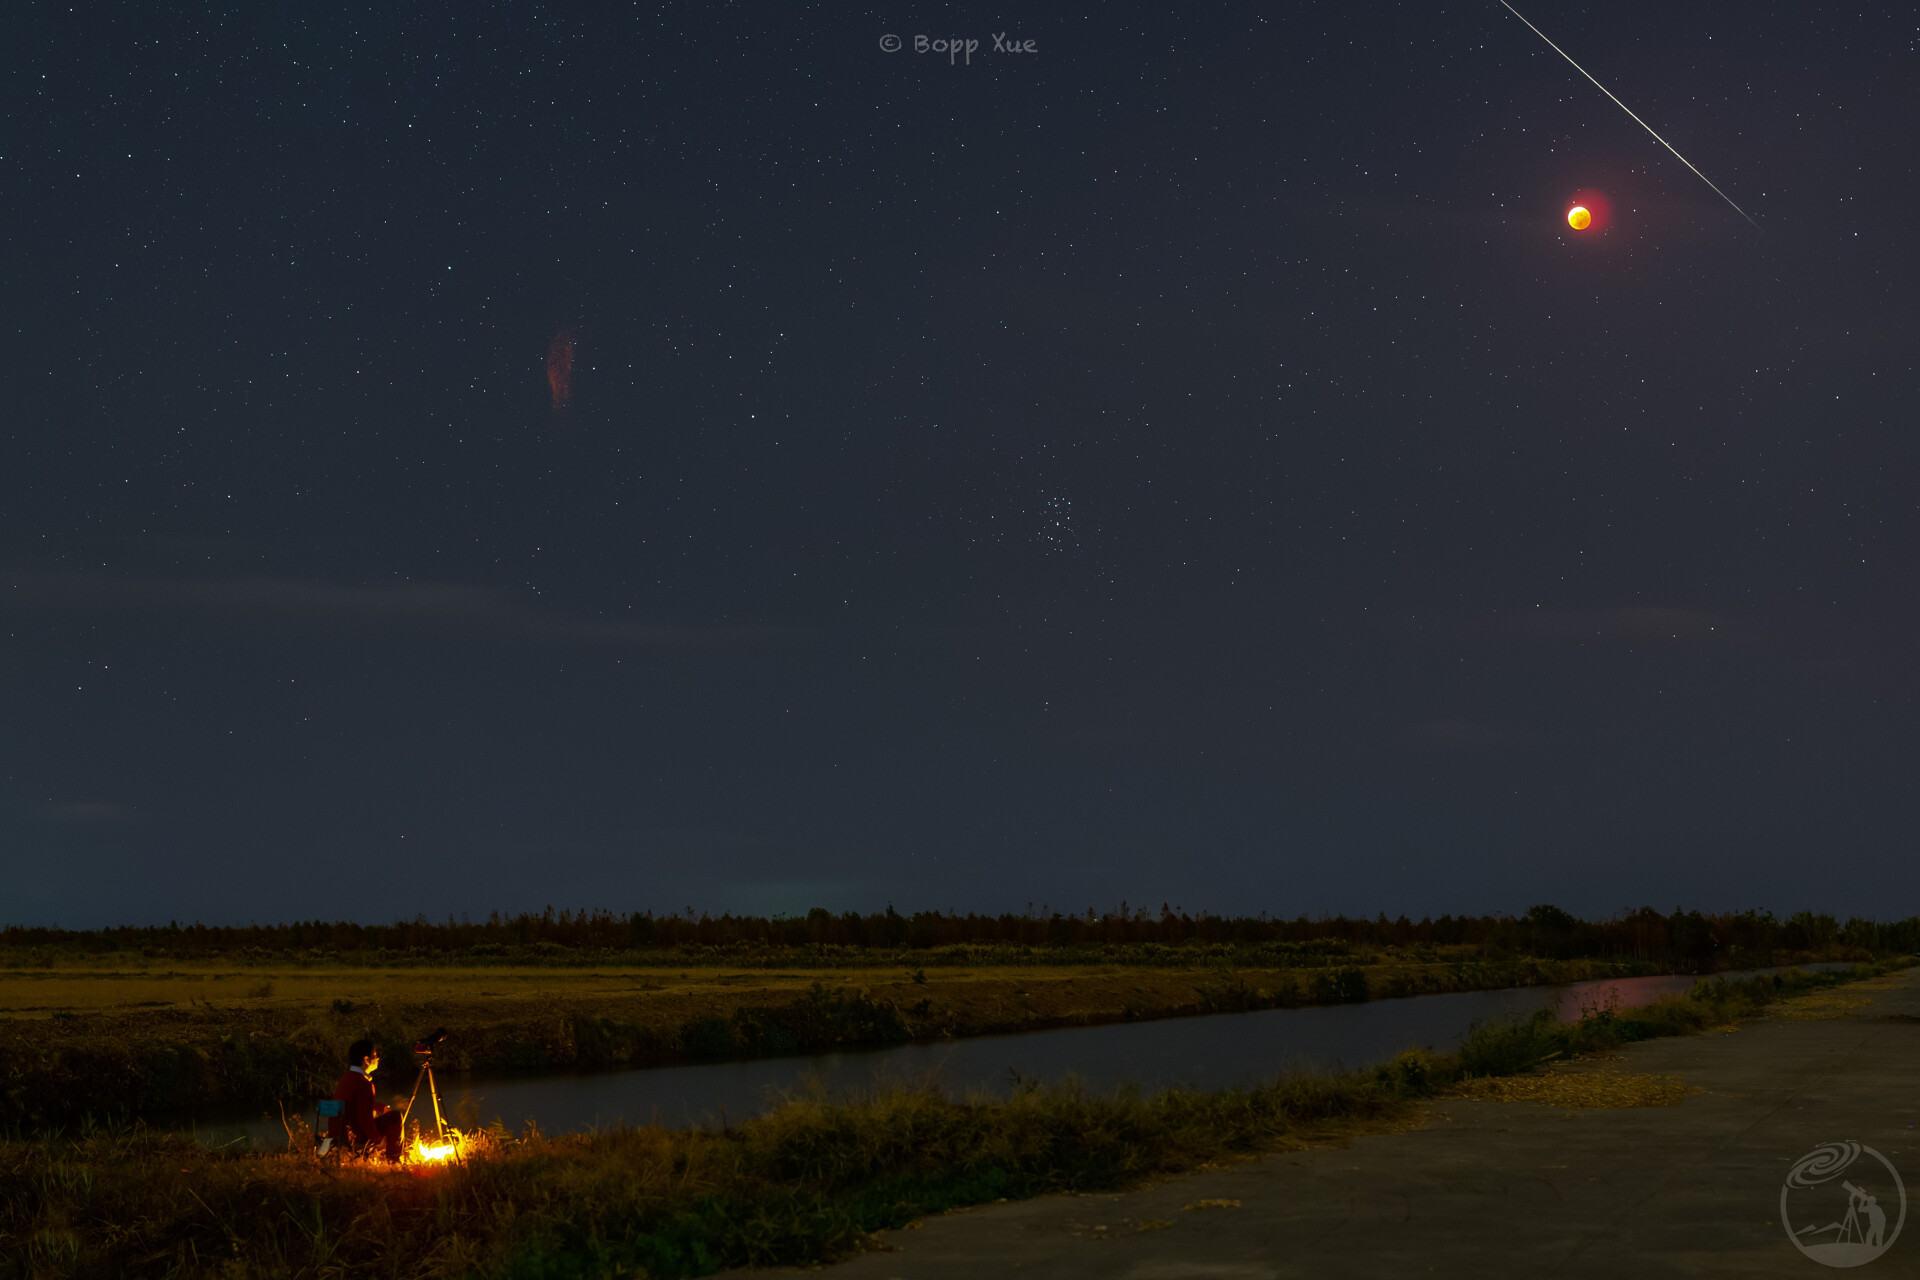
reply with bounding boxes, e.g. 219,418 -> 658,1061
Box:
1311,967 -> 1370,1003
682,1016 -> 737,1059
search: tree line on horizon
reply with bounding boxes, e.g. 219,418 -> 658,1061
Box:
5,903 -> 1916,964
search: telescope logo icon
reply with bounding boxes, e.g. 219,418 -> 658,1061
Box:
1780,1142 -> 1905,1267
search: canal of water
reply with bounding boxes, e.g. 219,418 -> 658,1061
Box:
190,965 -> 1842,1150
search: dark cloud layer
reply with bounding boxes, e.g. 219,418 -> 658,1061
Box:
3,572 -> 769,649
1464,606 -> 1734,647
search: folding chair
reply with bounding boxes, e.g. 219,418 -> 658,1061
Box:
315,1098 -> 344,1154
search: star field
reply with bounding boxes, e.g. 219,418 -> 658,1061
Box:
3,1 -> 1917,925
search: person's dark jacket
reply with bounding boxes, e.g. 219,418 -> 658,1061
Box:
328,1069 -> 389,1148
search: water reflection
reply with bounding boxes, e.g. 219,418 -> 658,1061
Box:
193,965 -> 1839,1149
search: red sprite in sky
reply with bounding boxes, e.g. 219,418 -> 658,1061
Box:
547,327 -> 576,411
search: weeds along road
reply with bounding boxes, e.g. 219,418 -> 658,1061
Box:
805,968 -> 1920,1280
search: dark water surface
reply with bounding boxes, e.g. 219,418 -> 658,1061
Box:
191,966 -> 1841,1150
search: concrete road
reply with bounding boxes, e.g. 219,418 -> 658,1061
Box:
807,969 -> 1920,1279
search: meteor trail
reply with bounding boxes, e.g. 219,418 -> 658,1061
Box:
1497,0 -> 1760,230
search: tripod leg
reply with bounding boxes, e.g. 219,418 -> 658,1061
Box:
426,1062 -> 445,1139
401,1062 -> 428,1132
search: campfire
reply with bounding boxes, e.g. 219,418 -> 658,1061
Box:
406,1127 -> 469,1166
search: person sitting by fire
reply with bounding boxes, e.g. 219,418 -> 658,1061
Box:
326,1038 -> 404,1161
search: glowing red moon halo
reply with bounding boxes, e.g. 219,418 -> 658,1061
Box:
1564,188 -> 1612,233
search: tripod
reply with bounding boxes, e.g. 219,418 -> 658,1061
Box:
1836,1182 -> 1868,1246
401,1047 -> 446,1142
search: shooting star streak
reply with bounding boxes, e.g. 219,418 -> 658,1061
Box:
1497,0 -> 1760,230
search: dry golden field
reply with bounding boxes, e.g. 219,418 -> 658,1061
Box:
0,952 -> 1627,1029
1,962 -> 883,1017
0,960 -> 1380,1037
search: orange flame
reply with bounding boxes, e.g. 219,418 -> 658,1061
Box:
406,1128 -> 469,1166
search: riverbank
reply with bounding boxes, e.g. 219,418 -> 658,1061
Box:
1,961 -> 1898,1279
0,948 -> 1833,1126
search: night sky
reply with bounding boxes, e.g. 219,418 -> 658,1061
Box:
5,3 -> 1917,928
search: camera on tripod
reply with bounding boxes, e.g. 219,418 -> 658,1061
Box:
403,1028 -> 451,1141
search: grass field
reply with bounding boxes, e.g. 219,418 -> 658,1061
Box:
1,962 -> 1897,1280
0,950 -> 1669,1019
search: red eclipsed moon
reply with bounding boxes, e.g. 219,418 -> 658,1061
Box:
1565,188 -> 1612,233
547,327 -> 576,411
